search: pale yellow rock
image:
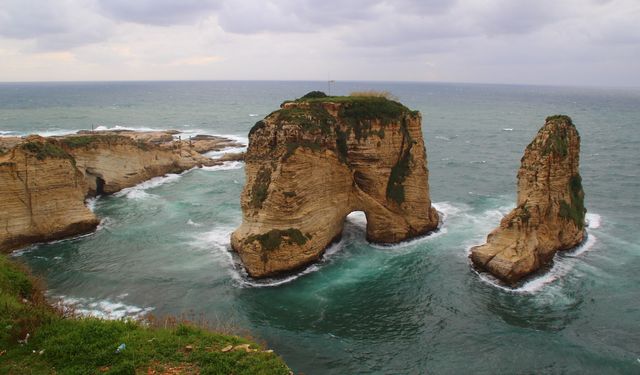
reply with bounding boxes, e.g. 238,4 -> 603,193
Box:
231,96 -> 439,278
470,115 -> 586,285
0,137 -> 99,252
0,131 -> 242,252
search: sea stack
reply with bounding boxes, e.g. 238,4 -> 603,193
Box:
231,92 -> 439,278
470,115 -> 586,285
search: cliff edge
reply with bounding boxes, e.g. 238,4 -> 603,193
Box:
231,93 -> 439,278
470,115 -> 586,285
0,131 -> 243,253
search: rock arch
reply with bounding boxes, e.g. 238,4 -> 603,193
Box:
231,95 -> 439,278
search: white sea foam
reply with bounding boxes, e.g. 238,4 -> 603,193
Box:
187,219 -> 203,227
435,135 -> 451,141
205,147 -> 247,159
502,128 -> 514,131
200,161 -> 244,171
85,197 -> 98,212
114,173 -> 183,199
54,295 -> 154,320
586,213 -> 601,229
249,113 -> 259,117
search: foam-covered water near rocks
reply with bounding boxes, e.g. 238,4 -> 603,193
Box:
53,295 -> 154,320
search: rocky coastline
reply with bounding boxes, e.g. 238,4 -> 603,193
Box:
0,130 -> 244,253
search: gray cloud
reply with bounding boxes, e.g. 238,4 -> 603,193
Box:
96,0 -> 221,26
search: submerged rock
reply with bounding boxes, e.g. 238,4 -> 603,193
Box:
470,115 -> 586,285
231,93 -> 439,278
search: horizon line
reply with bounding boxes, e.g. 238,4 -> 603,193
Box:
0,79 -> 638,91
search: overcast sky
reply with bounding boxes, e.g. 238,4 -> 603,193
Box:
0,0 -> 638,86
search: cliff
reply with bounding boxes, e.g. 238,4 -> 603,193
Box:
0,131 -> 243,252
0,137 -> 100,252
231,93 -> 439,278
470,115 -> 586,285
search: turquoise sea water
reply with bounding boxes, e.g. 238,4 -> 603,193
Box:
1,81 -> 639,374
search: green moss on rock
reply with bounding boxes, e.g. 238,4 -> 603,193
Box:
559,174 -> 586,229
21,141 -> 72,161
386,144 -> 413,204
245,228 -> 308,252
250,166 -> 272,209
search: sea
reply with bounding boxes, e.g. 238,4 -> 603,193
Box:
1,81 -> 639,374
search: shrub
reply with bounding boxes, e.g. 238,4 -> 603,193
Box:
300,91 -> 328,99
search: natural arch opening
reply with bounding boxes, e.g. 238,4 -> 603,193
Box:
95,176 -> 105,196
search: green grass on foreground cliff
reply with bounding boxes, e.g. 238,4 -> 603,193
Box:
0,255 -> 290,374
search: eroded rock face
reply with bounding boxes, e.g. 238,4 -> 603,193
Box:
0,132 -> 242,252
0,137 -> 99,252
470,115 -> 586,285
231,96 -> 439,278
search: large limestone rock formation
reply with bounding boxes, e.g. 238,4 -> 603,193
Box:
0,131 -> 243,252
231,94 -> 439,278
470,115 -> 586,285
0,137 -> 99,252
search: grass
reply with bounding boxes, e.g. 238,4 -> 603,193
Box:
245,229 -> 308,252
61,134 -> 151,151
0,255 -> 290,374
559,174 -> 586,229
21,141 -> 72,161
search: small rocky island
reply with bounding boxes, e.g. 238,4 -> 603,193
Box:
470,115 -> 586,285
0,130 -> 243,252
231,92 -> 439,278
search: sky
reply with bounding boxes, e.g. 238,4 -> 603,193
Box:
0,0 -> 638,86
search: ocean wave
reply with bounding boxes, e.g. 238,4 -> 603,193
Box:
502,128 -> 514,131
205,147 -> 247,159
585,213 -> 601,229
187,219 -> 203,227
53,295 -> 154,320
85,197 -> 98,212
200,161 -> 244,171
114,173 -> 184,199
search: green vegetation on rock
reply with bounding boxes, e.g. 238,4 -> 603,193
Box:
21,141 -> 72,161
250,167 -> 272,209
245,228 -> 308,252
545,114 -> 574,126
0,255 -> 290,374
386,144 -> 413,204
559,174 -> 586,229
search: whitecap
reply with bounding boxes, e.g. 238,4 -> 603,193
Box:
205,146 -> 247,159
435,135 -> 451,141
187,219 -> 202,227
200,161 -> 244,171
85,197 -> 98,212
114,173 -> 183,199
586,213 -> 601,229
502,128 -> 514,131
53,295 -> 154,320
249,113 -> 259,117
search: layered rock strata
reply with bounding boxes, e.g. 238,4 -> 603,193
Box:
231,94 -> 439,278
470,115 -> 586,285
0,131 -> 242,252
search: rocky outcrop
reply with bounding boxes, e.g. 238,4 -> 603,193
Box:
0,131 -> 243,252
231,94 -> 439,278
0,137 -> 99,252
470,115 -> 586,285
